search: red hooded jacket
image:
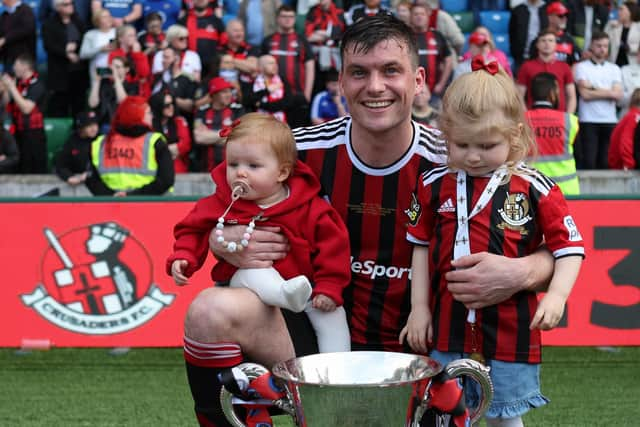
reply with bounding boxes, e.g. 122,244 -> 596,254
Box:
167,160 -> 351,305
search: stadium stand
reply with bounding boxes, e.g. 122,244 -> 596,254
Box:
451,11 -> 475,34
479,10 -> 510,35
441,0 -> 468,14
44,117 -> 73,172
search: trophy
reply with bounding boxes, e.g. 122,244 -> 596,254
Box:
221,351 -> 493,426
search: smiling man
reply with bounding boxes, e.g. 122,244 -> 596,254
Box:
180,14 -> 556,427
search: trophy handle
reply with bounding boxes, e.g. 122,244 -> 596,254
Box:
443,358 -> 494,424
220,363 -> 296,427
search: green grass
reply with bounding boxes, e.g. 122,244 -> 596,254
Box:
1,347 -> 639,426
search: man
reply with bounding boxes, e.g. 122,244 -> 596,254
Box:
526,72 -> 581,195
1,54 -> 47,173
0,0 -> 37,70
517,29 -> 577,114
180,14 -> 555,427
261,5 -> 315,128
217,19 -> 259,109
151,46 -> 197,118
345,0 -> 389,26
91,0 -> 142,28
529,1 -> 582,66
179,0 -> 225,77
509,0 -> 548,74
574,30 -> 623,169
41,0 -> 89,118
411,2 -> 453,104
415,0 -> 464,57
54,110 -> 99,186
192,76 -> 244,172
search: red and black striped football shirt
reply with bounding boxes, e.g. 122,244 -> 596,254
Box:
407,165 -> 585,363
261,32 -> 314,95
294,117 -> 447,351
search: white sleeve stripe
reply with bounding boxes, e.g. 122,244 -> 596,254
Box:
407,233 -> 429,246
553,247 -> 585,258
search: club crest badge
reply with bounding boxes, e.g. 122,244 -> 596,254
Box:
497,192 -> 532,235
404,192 -> 422,227
21,222 -> 174,335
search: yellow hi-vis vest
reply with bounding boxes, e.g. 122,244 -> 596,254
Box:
91,131 -> 164,192
527,110 -> 581,195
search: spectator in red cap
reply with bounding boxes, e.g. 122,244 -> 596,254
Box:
461,26 -> 512,77
192,76 -> 245,172
529,2 -> 581,66
86,95 -> 175,195
604,1 -> 640,68
454,30 -> 513,80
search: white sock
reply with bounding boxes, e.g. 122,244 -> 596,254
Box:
305,305 -> 350,352
486,416 -> 524,427
282,275 -> 312,312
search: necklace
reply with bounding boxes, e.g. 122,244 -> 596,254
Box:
214,184 -> 261,253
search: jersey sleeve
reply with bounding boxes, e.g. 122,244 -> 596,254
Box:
537,184 -> 585,259
406,173 -> 433,246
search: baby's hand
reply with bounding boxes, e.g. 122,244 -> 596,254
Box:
530,292 -> 566,330
312,294 -> 336,312
171,259 -> 189,285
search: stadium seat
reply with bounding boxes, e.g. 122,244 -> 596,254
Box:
295,13 -> 306,35
479,11 -> 510,35
493,33 -> 510,54
44,117 -> 73,171
451,11 -> 475,34
441,0 -> 468,14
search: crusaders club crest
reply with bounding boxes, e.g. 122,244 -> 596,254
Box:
21,222 -> 174,335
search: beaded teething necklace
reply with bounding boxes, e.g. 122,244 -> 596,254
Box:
214,183 -> 261,253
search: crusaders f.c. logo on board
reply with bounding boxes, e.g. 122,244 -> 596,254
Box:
21,222 -> 174,335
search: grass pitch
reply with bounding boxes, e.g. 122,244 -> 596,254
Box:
1,346 -> 638,426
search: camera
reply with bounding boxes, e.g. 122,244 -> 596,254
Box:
97,67 -> 112,78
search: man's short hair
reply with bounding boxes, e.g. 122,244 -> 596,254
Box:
14,53 -> 35,69
340,14 -> 419,70
530,72 -> 559,103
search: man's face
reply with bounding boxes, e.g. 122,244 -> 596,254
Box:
410,6 -> 429,32
590,37 -> 610,61
226,21 -> 245,45
277,11 -> 296,32
537,34 -> 557,56
340,39 -> 424,136
259,56 -> 278,76
161,49 -> 176,69
548,13 -> 567,31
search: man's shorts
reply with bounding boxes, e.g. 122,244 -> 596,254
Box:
429,350 -> 549,419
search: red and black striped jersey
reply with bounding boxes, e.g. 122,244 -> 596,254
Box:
293,117 -> 447,351
407,164 -> 585,363
261,32 -> 314,95
414,30 -> 451,92
193,104 -> 244,171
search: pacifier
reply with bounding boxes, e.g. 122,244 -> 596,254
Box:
231,182 -> 250,200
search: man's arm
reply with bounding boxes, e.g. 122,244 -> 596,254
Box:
209,226 -> 288,268
445,247 -> 555,309
565,82 -> 577,114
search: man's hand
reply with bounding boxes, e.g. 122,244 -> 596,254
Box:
209,225 -> 288,268
446,252 -> 532,309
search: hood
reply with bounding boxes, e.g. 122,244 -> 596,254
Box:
210,159 -> 322,216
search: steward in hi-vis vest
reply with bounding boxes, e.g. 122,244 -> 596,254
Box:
86,96 -> 175,196
526,72 -> 580,195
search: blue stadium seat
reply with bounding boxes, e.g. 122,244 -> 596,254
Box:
36,37 -> 47,65
451,11 -> 475,34
493,33 -> 510,55
441,0 -> 468,14
479,11 -> 510,35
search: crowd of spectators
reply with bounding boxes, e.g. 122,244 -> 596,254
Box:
0,0 -> 637,189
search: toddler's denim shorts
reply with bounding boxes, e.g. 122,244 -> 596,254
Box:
429,350 -> 549,419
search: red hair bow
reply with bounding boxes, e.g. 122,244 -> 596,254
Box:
219,119 -> 241,138
470,55 -> 499,75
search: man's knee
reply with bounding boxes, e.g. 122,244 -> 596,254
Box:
184,287 -> 265,341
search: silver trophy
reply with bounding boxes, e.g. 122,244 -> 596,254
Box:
221,351 -> 493,426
